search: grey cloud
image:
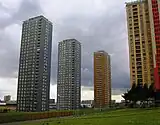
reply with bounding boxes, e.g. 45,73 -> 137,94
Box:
0,0 -> 43,29
0,0 -> 130,91
13,0 -> 43,21
0,0 -> 43,78
0,89 -> 9,100
50,7 -> 130,89
0,31 -> 19,78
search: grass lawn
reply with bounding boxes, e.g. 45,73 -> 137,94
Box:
19,108 -> 160,125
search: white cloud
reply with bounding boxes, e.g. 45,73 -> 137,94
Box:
39,0 -> 108,21
81,86 -> 123,102
81,87 -> 94,100
0,0 -> 130,102
0,0 -> 22,10
50,85 -> 100,101
112,95 -> 123,102
5,24 -> 21,45
0,83 -> 123,102
0,78 -> 17,100
0,0 -> 22,16
50,84 -> 57,99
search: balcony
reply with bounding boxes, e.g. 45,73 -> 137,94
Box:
133,8 -> 138,12
136,50 -> 141,53
136,62 -> 142,66
136,46 -> 140,50
136,58 -> 141,62
136,54 -> 141,58
137,75 -> 142,78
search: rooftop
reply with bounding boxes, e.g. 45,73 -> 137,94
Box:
24,15 -> 52,24
59,38 -> 81,44
125,0 -> 146,6
95,50 -> 109,54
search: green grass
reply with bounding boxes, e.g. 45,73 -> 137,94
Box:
19,108 -> 160,125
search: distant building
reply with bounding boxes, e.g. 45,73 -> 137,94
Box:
81,100 -> 94,104
81,100 -> 94,108
57,39 -> 81,110
6,101 -> 17,110
0,103 -> 6,106
4,95 -> 11,102
0,101 -> 17,110
49,99 -> 56,110
17,15 -> 53,112
6,101 -> 17,105
49,99 -> 55,104
49,103 -> 56,110
94,51 -> 111,108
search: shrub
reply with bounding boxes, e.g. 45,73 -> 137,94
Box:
0,111 -> 73,124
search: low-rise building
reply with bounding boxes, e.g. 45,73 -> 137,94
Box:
49,103 -> 57,110
49,99 -> 56,110
49,99 -> 55,104
81,100 -> 94,108
0,100 -> 17,110
4,95 -> 11,102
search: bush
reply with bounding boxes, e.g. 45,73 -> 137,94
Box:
0,111 -> 73,124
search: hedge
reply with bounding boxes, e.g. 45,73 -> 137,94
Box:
0,111 -> 73,124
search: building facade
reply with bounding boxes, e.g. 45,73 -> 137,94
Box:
49,99 -> 55,104
126,0 -> 160,90
94,51 -> 111,108
17,16 -> 53,112
126,0 -> 154,86
49,99 -> 56,110
57,39 -> 81,110
4,95 -> 11,102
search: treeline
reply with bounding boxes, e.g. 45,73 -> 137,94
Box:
122,83 -> 160,108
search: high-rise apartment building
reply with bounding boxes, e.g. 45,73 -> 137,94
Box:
4,95 -> 11,102
126,0 -> 154,86
94,51 -> 111,108
126,0 -> 160,90
57,39 -> 81,110
17,16 -> 52,112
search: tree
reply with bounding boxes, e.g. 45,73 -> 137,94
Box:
122,83 -> 153,108
130,83 -> 138,106
139,83 -> 148,107
148,83 -> 155,106
122,91 -> 129,106
148,83 -> 155,99
136,83 -> 145,101
122,83 -> 137,107
143,83 -> 149,100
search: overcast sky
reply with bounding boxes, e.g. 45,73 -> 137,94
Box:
0,0 -> 132,102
